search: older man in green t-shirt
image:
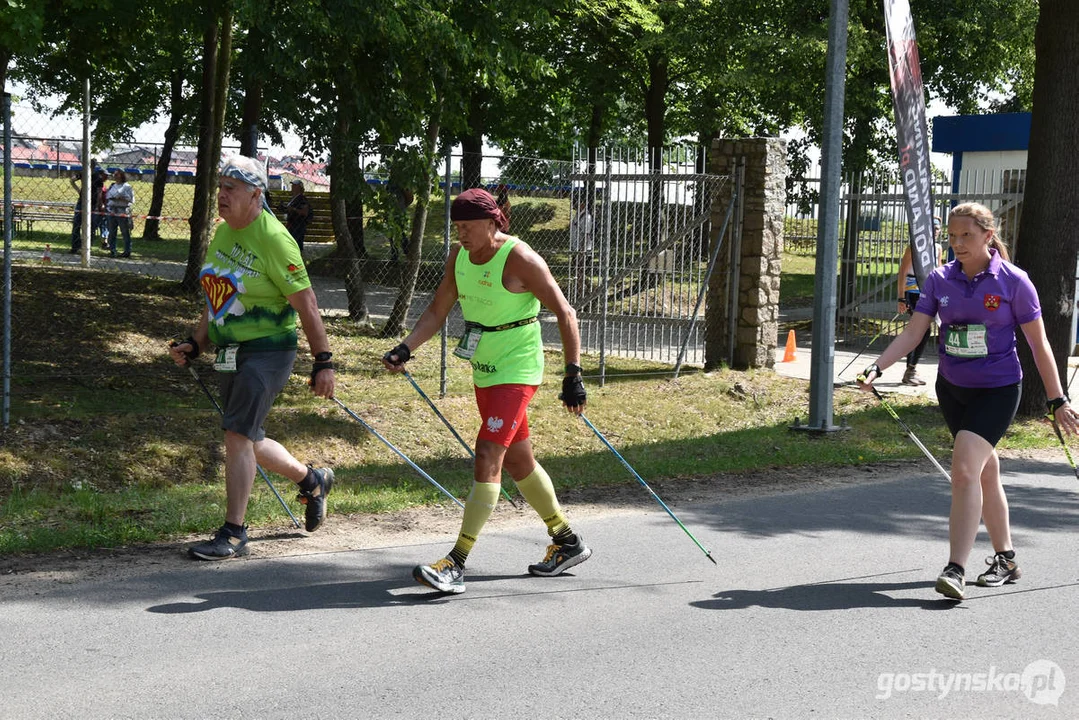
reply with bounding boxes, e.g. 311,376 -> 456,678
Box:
168,156 -> 336,560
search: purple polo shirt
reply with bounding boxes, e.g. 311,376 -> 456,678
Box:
914,249 -> 1041,388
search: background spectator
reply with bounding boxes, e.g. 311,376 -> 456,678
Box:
105,169 -> 135,258
278,179 -> 312,252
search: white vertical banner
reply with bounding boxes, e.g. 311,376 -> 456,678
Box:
883,0 -> 936,287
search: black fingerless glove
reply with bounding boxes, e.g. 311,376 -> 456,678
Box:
171,336 -> 201,360
1047,396 -> 1070,412
311,361 -> 334,385
560,374 -> 587,406
860,363 -> 881,383
384,342 -> 411,365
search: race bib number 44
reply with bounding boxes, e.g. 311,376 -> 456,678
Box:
944,324 -> 988,358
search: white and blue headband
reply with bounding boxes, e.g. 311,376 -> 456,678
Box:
220,164 -> 271,211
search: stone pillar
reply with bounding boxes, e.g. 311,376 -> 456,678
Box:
705,138 -> 786,370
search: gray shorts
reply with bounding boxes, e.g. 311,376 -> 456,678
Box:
219,349 -> 297,441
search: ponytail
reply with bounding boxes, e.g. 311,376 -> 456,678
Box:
989,236 -> 1010,262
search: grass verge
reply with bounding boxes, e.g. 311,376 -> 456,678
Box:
0,266 -> 1067,554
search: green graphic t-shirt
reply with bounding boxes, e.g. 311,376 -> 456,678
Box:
201,210 -> 310,350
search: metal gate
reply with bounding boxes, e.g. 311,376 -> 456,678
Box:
566,145 -> 731,376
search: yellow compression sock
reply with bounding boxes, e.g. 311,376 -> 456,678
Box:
449,482 -> 501,567
515,464 -> 572,540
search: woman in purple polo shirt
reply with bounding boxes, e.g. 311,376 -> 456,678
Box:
859,202 -> 1079,601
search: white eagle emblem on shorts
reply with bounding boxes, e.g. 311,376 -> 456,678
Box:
486,416 -> 504,434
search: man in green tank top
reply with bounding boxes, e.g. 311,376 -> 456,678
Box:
383,188 -> 591,594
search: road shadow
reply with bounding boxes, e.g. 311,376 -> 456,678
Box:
690,571 -> 960,612
145,571 -> 694,613
144,569 -> 513,613
692,575 -> 1079,613
680,458 -> 1079,542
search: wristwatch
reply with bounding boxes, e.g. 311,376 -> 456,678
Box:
314,351 -> 333,362
565,363 -> 583,376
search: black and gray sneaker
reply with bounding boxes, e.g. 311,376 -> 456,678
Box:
297,466 -> 334,532
528,537 -> 593,577
977,553 -> 1021,587
413,557 -> 465,594
188,525 -> 249,561
934,563 -> 965,600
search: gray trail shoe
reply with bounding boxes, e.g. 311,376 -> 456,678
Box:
528,537 -> 593,577
977,553 -> 1021,587
188,525 -> 249,561
413,557 -> 465,594
934,564 -> 965,600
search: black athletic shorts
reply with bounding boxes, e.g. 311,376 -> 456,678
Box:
219,348 -> 297,442
935,375 -> 1021,447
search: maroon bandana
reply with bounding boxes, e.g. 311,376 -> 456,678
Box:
451,188 -> 508,231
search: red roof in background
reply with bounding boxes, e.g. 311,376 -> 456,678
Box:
5,140 -> 330,187
6,140 -> 80,164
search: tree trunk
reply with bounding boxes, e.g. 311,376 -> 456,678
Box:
238,25 -> 266,158
839,175 -> 861,311
143,69 -> 184,242
586,102 -> 603,219
383,113 -> 441,338
208,11 -> 232,191
645,50 -> 668,250
645,51 -> 668,156
460,133 -> 482,191
181,8 -> 231,293
328,93 -> 368,321
459,89 -> 486,190
182,12 -> 221,293
239,79 -> 262,157
0,49 -> 10,95
1015,1 -> 1079,416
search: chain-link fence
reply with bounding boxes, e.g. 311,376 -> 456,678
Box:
3,96 -> 736,425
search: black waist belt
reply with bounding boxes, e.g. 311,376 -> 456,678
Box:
464,315 -> 539,332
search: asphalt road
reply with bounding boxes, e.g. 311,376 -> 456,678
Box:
2,457 -> 1077,719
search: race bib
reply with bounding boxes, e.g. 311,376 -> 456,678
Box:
453,325 -> 483,360
213,345 -> 240,373
944,324 -> 988,358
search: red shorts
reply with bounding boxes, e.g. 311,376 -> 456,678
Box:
474,384 -> 538,447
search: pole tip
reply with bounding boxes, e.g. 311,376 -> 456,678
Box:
706,553 -> 717,566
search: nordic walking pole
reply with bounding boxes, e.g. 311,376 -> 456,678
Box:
184,365 -> 302,529
838,313 -> 903,379
861,380 -> 951,483
580,414 -> 716,565
330,396 -> 465,509
402,370 -> 519,508
1048,413 -> 1079,480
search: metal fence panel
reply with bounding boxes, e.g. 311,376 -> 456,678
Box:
568,145 -> 729,372
2,96 -> 735,421
785,164 -> 1025,346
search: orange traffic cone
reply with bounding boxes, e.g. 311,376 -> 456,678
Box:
41,244 -> 52,264
782,329 -> 797,362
